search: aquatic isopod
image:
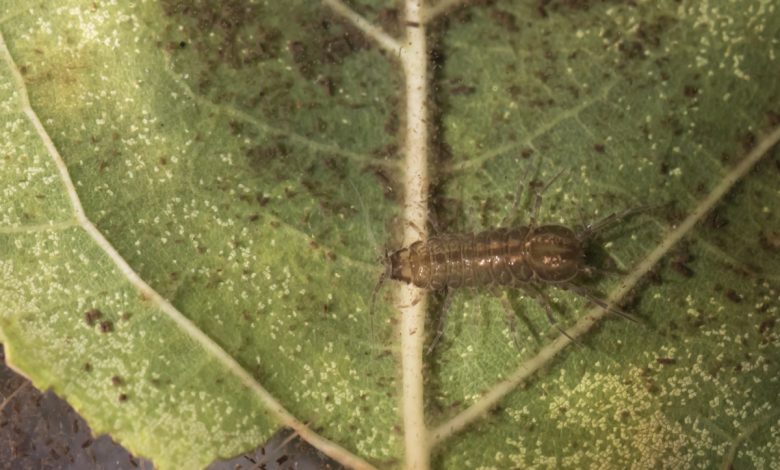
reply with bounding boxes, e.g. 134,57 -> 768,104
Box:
372,171 -> 643,351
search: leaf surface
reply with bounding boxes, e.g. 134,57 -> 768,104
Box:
0,1 -> 778,469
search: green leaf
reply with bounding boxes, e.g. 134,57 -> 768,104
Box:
1,1 -> 779,469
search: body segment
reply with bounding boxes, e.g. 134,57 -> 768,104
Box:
389,225 -> 584,289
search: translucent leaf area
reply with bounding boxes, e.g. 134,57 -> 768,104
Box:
0,1 -> 778,469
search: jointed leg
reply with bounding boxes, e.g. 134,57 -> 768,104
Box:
578,205 -> 654,240
521,283 -> 575,342
501,165 -> 532,227
529,169 -> 567,230
562,282 -> 639,322
497,291 -> 522,351
426,287 -> 455,355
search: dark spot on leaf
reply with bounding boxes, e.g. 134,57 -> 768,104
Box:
99,321 -> 114,333
489,8 -> 518,32
670,249 -> 694,278
767,110 -> 780,127
450,83 -> 476,95
161,0 -> 283,69
118,394 -> 128,402
111,376 -> 123,387
759,230 -> 780,252
656,357 -> 676,365
704,208 -> 728,229
376,8 -> 401,37
619,40 -> 644,60
724,289 -> 742,304
683,85 -> 698,97
81,439 -> 92,449
759,318 -> 775,334
83,363 -> 92,373
741,131 -> 756,152
84,309 -> 102,326
384,109 -> 400,135
593,143 -> 605,154
521,148 -> 534,159
314,74 -> 335,96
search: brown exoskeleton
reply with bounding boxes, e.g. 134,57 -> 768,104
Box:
372,170 -> 643,352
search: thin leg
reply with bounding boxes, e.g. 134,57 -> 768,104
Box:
501,164 -> 532,227
529,169 -> 567,229
521,284 -> 576,342
369,268 -> 388,341
426,288 -> 454,355
578,205 -> 655,240
498,291 -> 522,351
581,264 -> 627,278
562,282 -> 639,322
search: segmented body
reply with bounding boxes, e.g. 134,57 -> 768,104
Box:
389,225 -> 584,289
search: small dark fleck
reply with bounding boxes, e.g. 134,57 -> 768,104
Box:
81,439 -> 93,449
537,0 -> 549,18
450,84 -> 476,95
111,376 -> 123,386
276,455 -> 289,465
118,393 -> 128,402
521,148 -> 533,158
84,309 -> 102,326
178,41 -> 187,49
83,363 -> 92,372
656,357 -> 676,365
671,262 -> 693,277
705,209 -> 728,229
314,75 -> 335,96
99,320 -> 114,333
489,9 -> 518,32
405,21 -> 419,27
683,85 -> 698,97
759,230 -> 780,252
593,143 -> 605,154
767,110 -> 780,127
248,214 -> 260,222
741,131 -> 756,152
671,252 -> 694,278
724,289 -> 742,303
619,40 -> 644,60
325,251 -> 336,261
309,240 -> 319,250
759,318 -> 775,334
